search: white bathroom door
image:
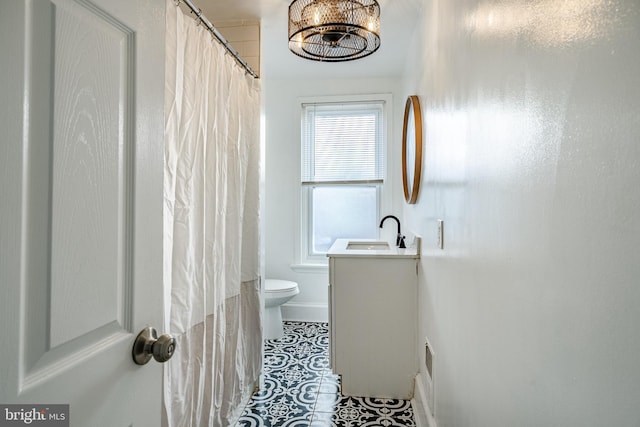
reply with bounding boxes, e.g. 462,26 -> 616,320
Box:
0,0 -> 166,425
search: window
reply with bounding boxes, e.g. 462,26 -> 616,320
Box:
300,98 -> 388,264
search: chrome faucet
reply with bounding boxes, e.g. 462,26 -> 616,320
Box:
379,215 -> 406,248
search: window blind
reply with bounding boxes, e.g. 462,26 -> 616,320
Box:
301,102 -> 385,185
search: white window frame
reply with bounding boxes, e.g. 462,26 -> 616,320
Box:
293,93 -> 393,269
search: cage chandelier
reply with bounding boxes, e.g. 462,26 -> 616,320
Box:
288,0 -> 381,62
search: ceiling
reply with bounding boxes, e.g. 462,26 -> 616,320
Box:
197,0 -> 423,79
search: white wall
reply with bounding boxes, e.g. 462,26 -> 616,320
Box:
263,77 -> 404,319
403,0 -> 640,426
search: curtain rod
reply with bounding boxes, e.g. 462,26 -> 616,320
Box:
179,0 -> 259,79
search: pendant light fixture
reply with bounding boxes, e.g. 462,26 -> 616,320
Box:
288,0 -> 381,62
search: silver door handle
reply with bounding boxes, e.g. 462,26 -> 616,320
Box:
132,327 -> 176,365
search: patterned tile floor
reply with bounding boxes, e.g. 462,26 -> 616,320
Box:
236,321 -> 416,427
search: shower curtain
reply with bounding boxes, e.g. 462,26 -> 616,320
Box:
163,1 -> 262,425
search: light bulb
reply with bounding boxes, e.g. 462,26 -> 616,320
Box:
313,5 -> 321,25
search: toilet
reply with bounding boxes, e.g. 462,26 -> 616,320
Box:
264,279 -> 299,339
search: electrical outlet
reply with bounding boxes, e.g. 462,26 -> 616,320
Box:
437,220 -> 444,249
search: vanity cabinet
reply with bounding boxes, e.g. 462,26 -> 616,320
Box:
327,239 -> 419,399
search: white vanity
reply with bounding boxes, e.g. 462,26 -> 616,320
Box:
327,238 -> 420,399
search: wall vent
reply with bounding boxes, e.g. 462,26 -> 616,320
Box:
424,337 -> 435,416
425,340 -> 433,379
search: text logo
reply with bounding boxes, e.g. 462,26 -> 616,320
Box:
0,405 -> 68,427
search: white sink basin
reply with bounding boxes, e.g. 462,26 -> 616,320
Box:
328,238 -> 420,258
346,241 -> 391,250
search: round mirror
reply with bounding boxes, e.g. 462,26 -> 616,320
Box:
402,95 -> 423,204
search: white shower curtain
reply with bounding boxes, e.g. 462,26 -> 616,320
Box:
163,2 -> 262,425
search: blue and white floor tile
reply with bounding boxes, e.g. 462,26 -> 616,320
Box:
236,322 -> 416,427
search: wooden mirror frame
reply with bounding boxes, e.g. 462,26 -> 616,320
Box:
402,95 -> 423,204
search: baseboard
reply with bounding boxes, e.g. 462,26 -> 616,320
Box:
412,372 -> 437,427
281,302 -> 328,323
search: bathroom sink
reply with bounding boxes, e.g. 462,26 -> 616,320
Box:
346,241 -> 390,250
328,238 -> 419,259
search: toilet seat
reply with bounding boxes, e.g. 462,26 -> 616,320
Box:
265,279 -> 298,295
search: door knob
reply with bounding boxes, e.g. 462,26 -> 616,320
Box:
132,327 -> 176,365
